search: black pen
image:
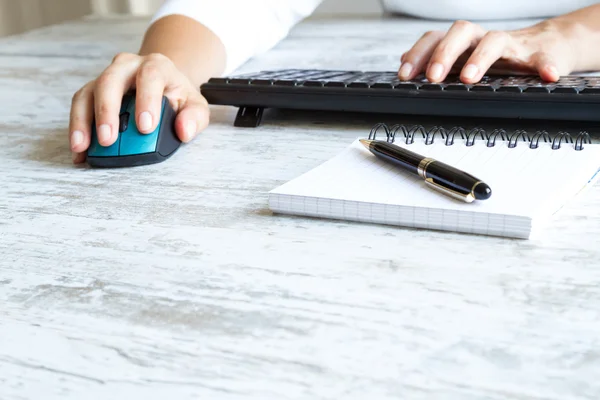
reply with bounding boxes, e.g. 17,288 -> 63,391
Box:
359,139 -> 492,202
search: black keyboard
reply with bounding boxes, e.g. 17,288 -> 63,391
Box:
200,69 -> 600,127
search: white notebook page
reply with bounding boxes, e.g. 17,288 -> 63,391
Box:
270,138 -> 600,238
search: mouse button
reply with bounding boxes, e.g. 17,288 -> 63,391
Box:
157,97 -> 181,157
118,105 -> 159,156
118,112 -> 130,133
120,93 -> 133,113
88,124 -> 120,157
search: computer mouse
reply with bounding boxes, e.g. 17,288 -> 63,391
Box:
87,92 -> 181,167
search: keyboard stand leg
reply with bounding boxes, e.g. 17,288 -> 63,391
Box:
234,107 -> 264,128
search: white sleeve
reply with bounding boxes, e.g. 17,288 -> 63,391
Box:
151,0 -> 323,75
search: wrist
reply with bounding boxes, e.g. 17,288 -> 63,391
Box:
139,15 -> 226,87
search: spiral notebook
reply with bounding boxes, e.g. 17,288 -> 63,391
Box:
269,124 -> 600,239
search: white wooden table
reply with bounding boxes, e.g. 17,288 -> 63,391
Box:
1,15 -> 600,400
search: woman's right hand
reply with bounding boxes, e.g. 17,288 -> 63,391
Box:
69,52 -> 210,164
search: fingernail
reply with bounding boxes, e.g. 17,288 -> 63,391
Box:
71,130 -> 83,148
547,66 -> 559,78
399,63 -> 413,79
97,124 -> 112,145
139,111 -> 153,132
185,121 -> 197,141
462,64 -> 479,80
429,63 -> 444,81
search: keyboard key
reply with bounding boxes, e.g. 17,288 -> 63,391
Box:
507,77 -> 532,84
346,72 -> 381,88
274,79 -> 298,86
371,74 -> 402,89
324,81 -> 348,87
553,87 -> 580,94
471,84 -> 495,92
324,72 -> 370,87
209,78 -> 229,84
258,70 -> 297,79
497,85 -> 523,93
524,86 -> 552,93
284,70 -> 330,80
370,72 -> 399,83
348,82 -> 370,88
250,79 -> 273,85
393,82 -> 418,90
303,80 -> 325,87
420,83 -> 445,90
443,75 -> 464,83
229,78 -> 251,84
371,82 -> 394,89
580,88 -> 600,94
557,77 -> 583,82
307,70 -> 352,80
445,84 -> 469,91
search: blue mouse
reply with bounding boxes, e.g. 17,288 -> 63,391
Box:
87,92 -> 181,167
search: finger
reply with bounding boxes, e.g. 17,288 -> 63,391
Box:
460,31 -> 511,83
398,30 -> 445,80
135,54 -> 169,134
426,20 -> 486,82
69,82 -> 94,164
93,53 -> 141,146
174,91 -> 210,143
531,52 -> 560,82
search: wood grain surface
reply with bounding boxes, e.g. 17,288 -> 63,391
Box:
1,15 -> 600,400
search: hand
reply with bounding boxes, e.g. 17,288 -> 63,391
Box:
69,52 -> 209,164
398,19 -> 581,84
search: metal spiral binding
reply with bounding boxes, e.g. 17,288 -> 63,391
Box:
368,123 -> 592,151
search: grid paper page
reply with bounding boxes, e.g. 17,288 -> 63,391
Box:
269,138 -> 600,239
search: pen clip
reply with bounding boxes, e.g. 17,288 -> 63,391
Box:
424,178 -> 475,203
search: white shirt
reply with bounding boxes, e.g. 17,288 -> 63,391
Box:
151,0 -> 597,74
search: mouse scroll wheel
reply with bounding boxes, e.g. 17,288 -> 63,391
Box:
119,112 -> 130,133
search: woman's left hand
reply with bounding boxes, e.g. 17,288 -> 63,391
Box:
398,19 -> 581,83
